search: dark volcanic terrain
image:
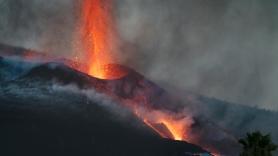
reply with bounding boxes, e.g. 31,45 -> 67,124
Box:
1,44 -> 278,156
0,84 -> 206,156
0,44 -> 209,156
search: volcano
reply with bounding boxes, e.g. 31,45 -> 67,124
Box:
0,42 -> 241,154
2,43 -> 278,156
0,43 -> 212,156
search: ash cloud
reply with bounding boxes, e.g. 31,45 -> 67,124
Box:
115,0 -> 278,110
0,0 -> 77,57
0,0 -> 278,110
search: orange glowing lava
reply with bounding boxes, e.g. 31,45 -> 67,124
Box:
134,108 -> 192,141
144,118 -> 185,140
155,118 -> 185,140
80,0 -> 125,79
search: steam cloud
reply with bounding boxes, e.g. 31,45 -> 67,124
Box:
0,0 -> 277,110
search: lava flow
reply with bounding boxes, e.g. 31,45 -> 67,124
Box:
79,0 -> 126,79
134,108 -> 192,141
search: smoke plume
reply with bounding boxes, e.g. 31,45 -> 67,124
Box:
115,0 -> 278,110
1,0 -> 277,110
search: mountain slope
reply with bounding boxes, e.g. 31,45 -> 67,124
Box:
0,55 -> 209,155
1,43 -> 278,155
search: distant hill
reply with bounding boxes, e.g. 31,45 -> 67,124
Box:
197,95 -> 278,144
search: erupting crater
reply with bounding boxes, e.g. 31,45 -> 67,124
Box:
93,64 -> 129,80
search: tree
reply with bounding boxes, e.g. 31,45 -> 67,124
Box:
239,131 -> 277,156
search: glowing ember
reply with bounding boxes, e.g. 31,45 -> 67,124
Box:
79,0 -> 125,79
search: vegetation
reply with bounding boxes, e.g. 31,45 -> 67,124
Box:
239,131 -> 277,156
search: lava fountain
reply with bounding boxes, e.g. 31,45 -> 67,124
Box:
79,0 -> 126,79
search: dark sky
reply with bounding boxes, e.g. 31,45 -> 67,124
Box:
0,0 -> 278,110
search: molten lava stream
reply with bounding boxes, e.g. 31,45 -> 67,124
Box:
79,0 -> 126,80
133,107 -> 191,141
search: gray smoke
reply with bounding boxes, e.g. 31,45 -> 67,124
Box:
0,0 -> 76,57
115,0 -> 278,110
0,0 -> 278,110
